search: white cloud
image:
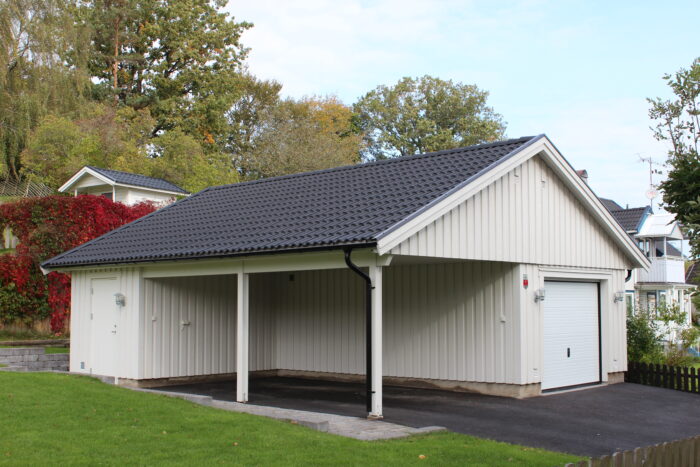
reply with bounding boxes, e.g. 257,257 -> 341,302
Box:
512,97 -> 670,210
226,0 -> 681,211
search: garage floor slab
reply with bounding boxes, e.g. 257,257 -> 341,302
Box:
155,377 -> 700,457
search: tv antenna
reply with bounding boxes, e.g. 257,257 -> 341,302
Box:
637,155 -> 663,208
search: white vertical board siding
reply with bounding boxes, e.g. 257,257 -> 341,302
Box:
141,274 -> 276,379
384,261 -> 522,384
274,269 -> 366,375
519,264 -> 627,385
69,268 -> 143,379
271,262 -> 522,384
390,156 -> 630,270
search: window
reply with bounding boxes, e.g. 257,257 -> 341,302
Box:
647,291 -> 657,314
101,192 -> 113,201
625,294 -> 634,315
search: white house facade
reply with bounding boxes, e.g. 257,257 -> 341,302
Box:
44,135 -> 649,419
600,199 -> 694,332
59,166 -> 189,206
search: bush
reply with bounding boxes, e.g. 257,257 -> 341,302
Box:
627,310 -> 664,363
0,195 -> 155,333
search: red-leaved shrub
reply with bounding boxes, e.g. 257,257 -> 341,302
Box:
0,195 -> 155,333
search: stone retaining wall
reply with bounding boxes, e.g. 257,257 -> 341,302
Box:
0,348 -> 69,371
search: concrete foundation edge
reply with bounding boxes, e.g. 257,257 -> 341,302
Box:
119,369 -> 541,398
607,371 -> 625,384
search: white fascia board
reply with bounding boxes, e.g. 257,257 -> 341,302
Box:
53,248 -> 391,277
376,136 -> 651,270
112,183 -> 187,197
58,167 -> 115,192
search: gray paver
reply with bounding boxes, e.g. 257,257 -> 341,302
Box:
130,387 -> 444,441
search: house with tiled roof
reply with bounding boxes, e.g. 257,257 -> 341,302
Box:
59,166 -> 189,206
597,196 -> 693,330
43,135 -> 649,418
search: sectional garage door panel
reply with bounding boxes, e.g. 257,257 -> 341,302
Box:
542,281 -> 600,390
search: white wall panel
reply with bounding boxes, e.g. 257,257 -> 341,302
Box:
69,267 -> 143,379
274,269 -> 366,374
390,156 -> 631,270
270,262 -> 523,384
140,274 -> 276,379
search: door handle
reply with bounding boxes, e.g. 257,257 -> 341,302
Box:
567,347 -> 571,358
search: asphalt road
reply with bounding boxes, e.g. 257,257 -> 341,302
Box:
160,378 -> 700,457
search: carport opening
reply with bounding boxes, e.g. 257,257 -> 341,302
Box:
142,269 -> 370,413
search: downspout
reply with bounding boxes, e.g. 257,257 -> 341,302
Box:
625,269 -> 632,282
343,247 -> 372,414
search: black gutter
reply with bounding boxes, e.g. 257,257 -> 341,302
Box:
343,247 -> 373,414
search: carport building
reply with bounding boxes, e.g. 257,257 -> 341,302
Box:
42,135 -> 649,418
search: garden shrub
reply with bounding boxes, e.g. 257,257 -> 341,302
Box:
0,195 -> 155,333
627,302 -> 700,366
627,310 -> 664,363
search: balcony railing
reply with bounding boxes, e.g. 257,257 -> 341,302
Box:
637,257 -> 686,283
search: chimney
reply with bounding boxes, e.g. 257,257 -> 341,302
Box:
576,169 -> 589,185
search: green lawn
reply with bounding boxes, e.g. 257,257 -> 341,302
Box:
0,373 -> 581,466
0,346 -> 68,352
0,330 -> 63,341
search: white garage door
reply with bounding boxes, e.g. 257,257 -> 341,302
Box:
542,281 -> 600,390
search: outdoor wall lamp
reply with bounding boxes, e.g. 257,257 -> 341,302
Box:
534,288 -> 545,303
114,293 -> 126,307
614,291 -> 625,303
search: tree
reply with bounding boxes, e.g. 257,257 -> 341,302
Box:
0,0 -> 90,180
225,73 -> 283,169
649,58 -> 700,256
241,97 -> 363,179
149,129 -> 238,191
21,104 -> 154,187
22,103 -> 238,192
81,0 -> 251,147
354,75 -> 506,160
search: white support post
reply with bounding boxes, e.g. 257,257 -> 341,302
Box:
368,264 -> 383,419
236,272 -> 249,402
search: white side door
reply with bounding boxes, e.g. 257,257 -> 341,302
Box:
542,281 -> 600,390
90,277 -> 119,376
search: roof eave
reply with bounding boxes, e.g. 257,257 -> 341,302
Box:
41,240 -> 378,272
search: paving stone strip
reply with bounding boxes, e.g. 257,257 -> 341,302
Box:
130,387 -> 445,441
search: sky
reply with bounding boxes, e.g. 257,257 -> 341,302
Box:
226,0 -> 699,210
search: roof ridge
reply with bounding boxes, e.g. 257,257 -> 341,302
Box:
610,206 -> 649,212
209,136 -> 536,192
88,165 -> 182,186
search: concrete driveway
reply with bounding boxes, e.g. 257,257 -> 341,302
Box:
158,378 -> 700,457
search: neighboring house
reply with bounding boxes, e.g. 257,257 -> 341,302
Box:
59,166 -> 189,206
685,262 -> 700,325
600,198 -> 694,333
42,135 -> 649,419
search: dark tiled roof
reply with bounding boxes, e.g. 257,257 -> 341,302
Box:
43,136 -> 539,268
87,166 -> 189,194
599,198 -> 623,212
686,262 -> 700,285
655,240 -> 682,257
608,207 -> 650,232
